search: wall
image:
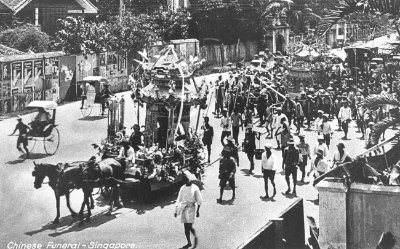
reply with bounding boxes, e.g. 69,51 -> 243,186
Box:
316,180 -> 400,249
200,41 -> 258,67
236,198 -> 305,249
0,51 -> 128,116
348,184 -> 400,249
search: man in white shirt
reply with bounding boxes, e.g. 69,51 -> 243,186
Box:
338,100 -> 352,140
320,114 -> 333,148
272,107 -> 287,149
261,143 -> 277,198
117,141 -> 135,169
314,110 -> 324,134
220,110 -> 231,145
308,149 -> 329,178
313,135 -> 328,158
175,171 -> 203,249
332,143 -> 351,169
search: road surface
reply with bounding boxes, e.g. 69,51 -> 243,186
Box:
0,74 -> 393,249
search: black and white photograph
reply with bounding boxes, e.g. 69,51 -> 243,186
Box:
1,0 -> 400,249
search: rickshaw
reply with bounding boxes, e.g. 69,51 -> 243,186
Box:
25,101 -> 60,155
79,76 -> 111,117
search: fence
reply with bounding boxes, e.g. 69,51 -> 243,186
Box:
200,41 -> 258,67
236,198 -> 305,249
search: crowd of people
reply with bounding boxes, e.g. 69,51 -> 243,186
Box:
203,49 -> 395,203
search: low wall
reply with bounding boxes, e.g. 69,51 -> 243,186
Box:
236,198 -> 305,249
317,180 -> 400,249
201,41 -> 258,67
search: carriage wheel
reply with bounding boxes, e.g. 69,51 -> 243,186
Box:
27,136 -> 37,153
81,104 -> 93,117
101,186 -> 112,199
43,127 -> 60,155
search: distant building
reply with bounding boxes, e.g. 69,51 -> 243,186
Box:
167,0 -> 189,11
0,0 -> 97,35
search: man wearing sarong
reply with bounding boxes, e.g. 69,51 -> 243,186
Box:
175,172 -> 203,249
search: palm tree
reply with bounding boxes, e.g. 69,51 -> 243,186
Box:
317,0 -> 400,36
262,0 -> 322,34
362,92 -> 400,145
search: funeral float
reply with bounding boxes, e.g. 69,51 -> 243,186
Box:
287,38 -> 330,92
123,46 -> 208,202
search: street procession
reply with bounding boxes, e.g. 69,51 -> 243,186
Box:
2,0 -> 400,249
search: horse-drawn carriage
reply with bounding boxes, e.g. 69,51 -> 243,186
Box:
26,101 -> 60,155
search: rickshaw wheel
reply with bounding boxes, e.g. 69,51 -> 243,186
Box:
27,136 -> 37,153
44,127 -> 60,155
81,104 -> 93,117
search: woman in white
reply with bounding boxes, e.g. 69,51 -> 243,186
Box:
175,172 -> 203,248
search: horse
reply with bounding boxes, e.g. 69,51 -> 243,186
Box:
32,161 -> 94,224
79,158 -> 125,223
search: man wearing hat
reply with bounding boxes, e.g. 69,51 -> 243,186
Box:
332,143 -> 352,168
225,136 -> 239,165
320,114 -> 333,148
297,133 -> 311,183
243,124 -> 258,174
261,143 -> 277,198
282,138 -> 299,195
313,135 -> 328,158
217,147 -> 237,203
313,110 -> 324,134
99,83 -> 114,116
10,116 -> 30,157
338,99 -> 352,140
308,149 -> 329,178
201,116 -> 214,163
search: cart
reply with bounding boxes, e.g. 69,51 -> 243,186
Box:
79,76 -> 110,117
25,101 -> 60,155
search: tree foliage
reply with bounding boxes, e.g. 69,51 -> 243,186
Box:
107,13 -> 159,55
150,7 -> 192,41
54,8 -> 190,57
54,17 -> 109,56
189,0 -> 264,43
0,24 -> 51,53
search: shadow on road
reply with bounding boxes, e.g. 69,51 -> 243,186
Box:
296,181 -> 310,186
307,198 -> 319,206
218,199 -> 234,205
122,193 -> 177,215
259,196 -> 276,202
78,116 -> 107,121
6,153 -> 50,164
25,210 -> 117,237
